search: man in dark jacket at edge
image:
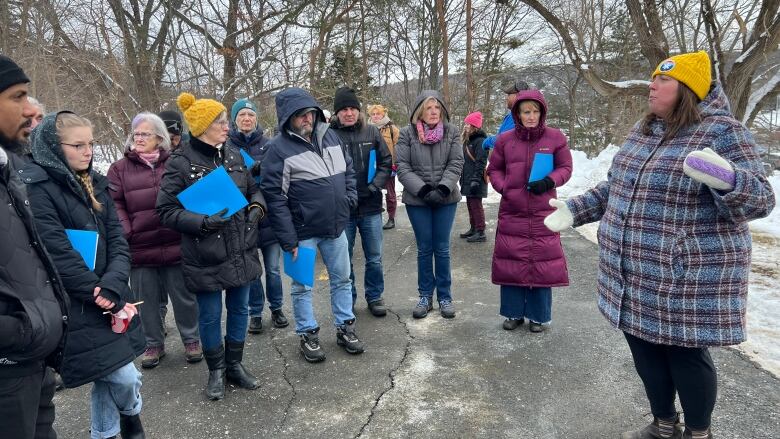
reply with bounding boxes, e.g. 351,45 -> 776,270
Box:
260,87 -> 364,363
329,87 -> 392,317
0,54 -> 69,439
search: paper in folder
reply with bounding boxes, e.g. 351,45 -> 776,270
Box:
283,246 -> 317,287
176,166 -> 248,217
528,153 -> 554,183
239,149 -> 262,185
367,149 -> 377,183
65,229 -> 98,270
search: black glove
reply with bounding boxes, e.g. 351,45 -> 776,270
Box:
424,189 -> 447,207
417,184 -> 434,199
250,162 -> 262,178
201,208 -> 231,232
247,204 -> 265,224
367,183 -> 380,195
469,181 -> 481,191
527,176 -> 555,195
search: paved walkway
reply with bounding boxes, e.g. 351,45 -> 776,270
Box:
54,204 -> 780,438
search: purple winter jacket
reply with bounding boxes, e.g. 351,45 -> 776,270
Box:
107,150 -> 182,267
487,90 -> 573,287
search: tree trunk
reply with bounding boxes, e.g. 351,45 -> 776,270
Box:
436,0 -> 449,107
465,0 -> 475,111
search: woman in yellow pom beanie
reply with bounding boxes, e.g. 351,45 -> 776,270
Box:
156,92 -> 267,400
543,51 -> 774,439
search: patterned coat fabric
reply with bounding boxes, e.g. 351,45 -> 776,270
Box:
566,84 -> 775,348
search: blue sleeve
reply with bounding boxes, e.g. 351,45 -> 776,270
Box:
483,113 -> 515,150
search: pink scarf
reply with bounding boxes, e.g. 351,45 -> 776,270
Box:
416,121 -> 444,144
137,150 -> 160,166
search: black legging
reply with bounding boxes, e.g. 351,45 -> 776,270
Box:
624,332 -> 717,430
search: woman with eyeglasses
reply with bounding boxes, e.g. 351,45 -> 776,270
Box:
107,112 -> 202,370
156,92 -> 266,401
20,111 -> 147,439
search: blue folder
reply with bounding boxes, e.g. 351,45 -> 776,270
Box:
283,246 -> 317,287
239,149 -> 262,185
176,166 -> 248,217
65,229 -> 98,270
528,153 -> 554,183
367,149 -> 377,183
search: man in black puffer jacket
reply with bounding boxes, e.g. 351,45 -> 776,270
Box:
329,87 -> 392,317
0,55 -> 69,439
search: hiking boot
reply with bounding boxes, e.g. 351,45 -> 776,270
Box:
184,341 -> 203,363
383,218 -> 395,230
466,230 -> 486,242
502,318 -> 524,330
271,309 -> 289,328
248,316 -> 263,334
54,372 -> 64,391
300,328 -> 326,363
336,319 -> 365,354
141,346 -> 165,369
459,226 -> 476,238
119,413 -> 145,439
204,345 -> 226,400
529,322 -> 545,333
439,299 -> 456,319
412,296 -> 433,319
367,299 -> 387,317
682,428 -> 712,439
621,416 -> 683,439
225,340 -> 259,390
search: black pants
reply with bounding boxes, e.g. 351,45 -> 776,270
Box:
624,332 -> 717,430
0,367 -> 57,439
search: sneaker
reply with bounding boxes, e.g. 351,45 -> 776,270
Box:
141,346 -> 165,369
336,319 -> 365,354
271,309 -> 289,328
439,299 -> 456,319
300,329 -> 326,363
529,322 -> 545,333
383,218 -> 395,230
248,316 -> 263,334
412,296 -> 433,319
184,341 -> 203,363
367,299 -> 387,317
459,227 -> 476,238
466,230 -> 486,242
502,318 -> 524,330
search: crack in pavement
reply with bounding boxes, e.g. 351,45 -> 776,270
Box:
270,329 -> 296,434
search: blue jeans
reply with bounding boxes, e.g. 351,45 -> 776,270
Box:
346,213 -> 384,304
290,231 -> 354,334
406,203 -> 457,302
197,284 -> 251,351
249,242 -> 284,316
90,362 -> 142,439
499,285 -> 553,324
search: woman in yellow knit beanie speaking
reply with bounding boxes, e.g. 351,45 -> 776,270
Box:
544,51 -> 775,438
155,92 -> 267,400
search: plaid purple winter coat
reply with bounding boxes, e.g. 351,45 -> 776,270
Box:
567,84 -> 775,348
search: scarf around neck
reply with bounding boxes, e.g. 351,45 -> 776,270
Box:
370,115 -> 392,129
137,150 -> 161,166
416,121 -> 444,144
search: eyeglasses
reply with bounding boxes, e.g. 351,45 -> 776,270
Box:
133,132 -> 155,139
213,120 -> 229,127
61,142 -> 95,152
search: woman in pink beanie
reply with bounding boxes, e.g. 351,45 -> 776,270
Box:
459,112 -> 488,242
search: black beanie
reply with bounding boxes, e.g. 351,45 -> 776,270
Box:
0,55 -> 30,94
333,87 -> 360,114
158,110 -> 183,135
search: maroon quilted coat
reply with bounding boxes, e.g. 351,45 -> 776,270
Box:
487,90 -> 572,287
107,150 -> 181,267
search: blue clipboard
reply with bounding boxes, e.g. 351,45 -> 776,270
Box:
239,149 -> 262,185
528,153 -> 554,183
176,166 -> 248,217
65,229 -> 98,270
283,246 -> 317,287
367,149 -> 377,183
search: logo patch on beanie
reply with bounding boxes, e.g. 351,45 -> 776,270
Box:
659,60 -> 675,72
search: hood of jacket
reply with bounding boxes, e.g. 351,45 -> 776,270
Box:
409,90 -> 450,124
30,111 -> 95,188
274,87 -> 329,147
511,89 -> 548,129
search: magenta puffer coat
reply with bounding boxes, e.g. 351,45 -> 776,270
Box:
487,90 -> 573,287
107,149 -> 181,267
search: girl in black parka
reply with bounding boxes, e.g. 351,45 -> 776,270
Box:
21,112 -> 146,439
459,112 -> 488,242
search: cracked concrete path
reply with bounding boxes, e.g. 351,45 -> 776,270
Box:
52,204 -> 780,438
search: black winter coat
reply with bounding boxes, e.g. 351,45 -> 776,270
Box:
20,113 -> 144,388
330,118 -> 393,218
460,130 -> 488,198
0,149 -> 68,377
156,137 -> 263,293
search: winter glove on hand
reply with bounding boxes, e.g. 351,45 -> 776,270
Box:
527,176 -> 555,195
202,208 -> 231,232
683,147 -> 735,191
424,189 -> 447,207
367,183 -> 380,195
543,199 -> 574,232
247,203 -> 265,224
250,162 -> 262,178
417,184 -> 434,199
469,181 -> 481,191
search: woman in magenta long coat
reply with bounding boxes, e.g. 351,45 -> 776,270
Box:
486,89 -> 572,332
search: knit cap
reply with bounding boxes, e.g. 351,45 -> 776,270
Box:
334,87 -> 361,114
0,55 -> 30,94
176,92 -> 226,137
158,110 -> 183,135
464,111 -> 483,129
652,51 -> 712,100
231,98 -> 257,123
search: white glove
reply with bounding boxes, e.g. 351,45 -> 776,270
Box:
683,147 -> 735,191
544,199 -> 573,232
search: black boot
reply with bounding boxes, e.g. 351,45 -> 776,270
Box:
459,226 -> 476,238
383,218 -> 395,230
466,230 -> 486,242
225,340 -> 259,390
204,345 -> 226,400
119,414 -> 145,439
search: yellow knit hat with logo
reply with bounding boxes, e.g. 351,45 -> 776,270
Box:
176,92 -> 227,137
652,51 -> 712,100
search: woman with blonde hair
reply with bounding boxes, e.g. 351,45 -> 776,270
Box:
368,103 -> 401,229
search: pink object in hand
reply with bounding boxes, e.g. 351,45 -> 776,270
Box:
111,310 -> 131,334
